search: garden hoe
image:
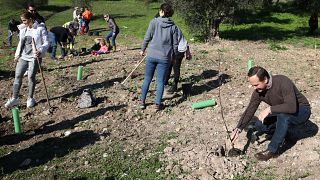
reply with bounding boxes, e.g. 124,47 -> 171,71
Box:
116,55 -> 146,90
32,38 -> 54,115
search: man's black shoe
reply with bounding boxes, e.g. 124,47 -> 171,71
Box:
167,84 -> 177,94
254,150 -> 279,161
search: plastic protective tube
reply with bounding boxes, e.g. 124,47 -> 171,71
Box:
77,66 -> 83,80
12,107 -> 21,134
192,99 -> 216,109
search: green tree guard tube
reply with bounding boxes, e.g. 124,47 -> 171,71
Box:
192,99 -> 216,109
248,59 -> 253,71
12,107 -> 21,134
77,66 -> 83,80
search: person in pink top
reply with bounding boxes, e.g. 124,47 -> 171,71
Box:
91,39 -> 109,55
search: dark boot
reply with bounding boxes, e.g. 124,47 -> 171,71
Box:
167,84 -> 177,94
254,150 -> 279,161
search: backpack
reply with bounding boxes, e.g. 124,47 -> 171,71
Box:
78,88 -> 97,108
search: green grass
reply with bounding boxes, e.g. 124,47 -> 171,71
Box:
220,7 -> 320,48
3,132 -> 176,179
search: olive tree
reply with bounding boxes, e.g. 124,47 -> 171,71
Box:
166,0 -> 258,41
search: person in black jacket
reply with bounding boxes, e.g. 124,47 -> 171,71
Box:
48,26 -> 76,60
27,3 -> 45,25
7,19 -> 20,46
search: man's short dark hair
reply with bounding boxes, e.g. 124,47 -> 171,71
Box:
27,3 -> 36,10
160,3 -> 174,17
248,66 -> 270,81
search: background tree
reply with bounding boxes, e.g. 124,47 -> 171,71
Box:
71,0 -> 92,9
293,0 -> 319,34
166,0 -> 260,41
1,0 -> 48,10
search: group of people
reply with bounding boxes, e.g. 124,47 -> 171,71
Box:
4,3 -> 119,109
72,6 -> 93,35
3,3 -> 313,163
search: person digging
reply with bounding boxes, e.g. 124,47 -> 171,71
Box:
230,66 -> 311,161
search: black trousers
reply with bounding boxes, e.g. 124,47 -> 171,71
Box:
165,52 -> 185,85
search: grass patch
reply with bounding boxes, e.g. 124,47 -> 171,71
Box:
3,138 -> 170,179
220,6 -> 320,48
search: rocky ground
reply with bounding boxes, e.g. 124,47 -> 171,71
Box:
0,40 -> 320,179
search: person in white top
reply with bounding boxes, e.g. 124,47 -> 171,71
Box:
164,27 -> 192,94
5,11 -> 49,108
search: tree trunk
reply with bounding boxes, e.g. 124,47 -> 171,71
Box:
210,18 -> 222,41
309,13 -> 318,35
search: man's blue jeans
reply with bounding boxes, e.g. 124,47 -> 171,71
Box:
48,32 -> 65,59
140,56 -> 169,105
255,105 -> 311,153
8,30 -> 19,46
105,31 -> 119,46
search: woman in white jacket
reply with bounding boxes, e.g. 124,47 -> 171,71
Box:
5,11 -> 49,108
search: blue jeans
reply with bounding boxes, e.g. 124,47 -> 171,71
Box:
8,30 -> 19,46
255,105 -> 311,153
140,56 -> 169,105
105,31 -> 119,46
48,32 -> 65,59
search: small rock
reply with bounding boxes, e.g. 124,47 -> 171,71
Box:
20,158 -> 32,167
156,168 -> 161,173
103,153 -> 108,158
172,165 -> 182,174
102,128 -> 108,133
64,130 -> 72,137
168,139 -> 178,145
84,161 -> 89,165
42,109 -> 52,115
55,132 -> 63,137
164,147 -> 173,154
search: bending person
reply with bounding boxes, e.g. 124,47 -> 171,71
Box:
48,26 -> 77,60
5,11 -> 49,108
231,66 -> 311,161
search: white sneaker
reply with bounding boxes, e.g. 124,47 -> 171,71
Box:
5,97 -> 19,108
27,98 -> 36,108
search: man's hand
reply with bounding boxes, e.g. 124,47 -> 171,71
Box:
230,128 -> 241,144
185,48 -> 192,60
185,53 -> 192,60
140,50 -> 145,56
258,107 -> 271,123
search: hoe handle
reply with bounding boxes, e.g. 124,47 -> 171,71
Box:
121,56 -> 146,84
